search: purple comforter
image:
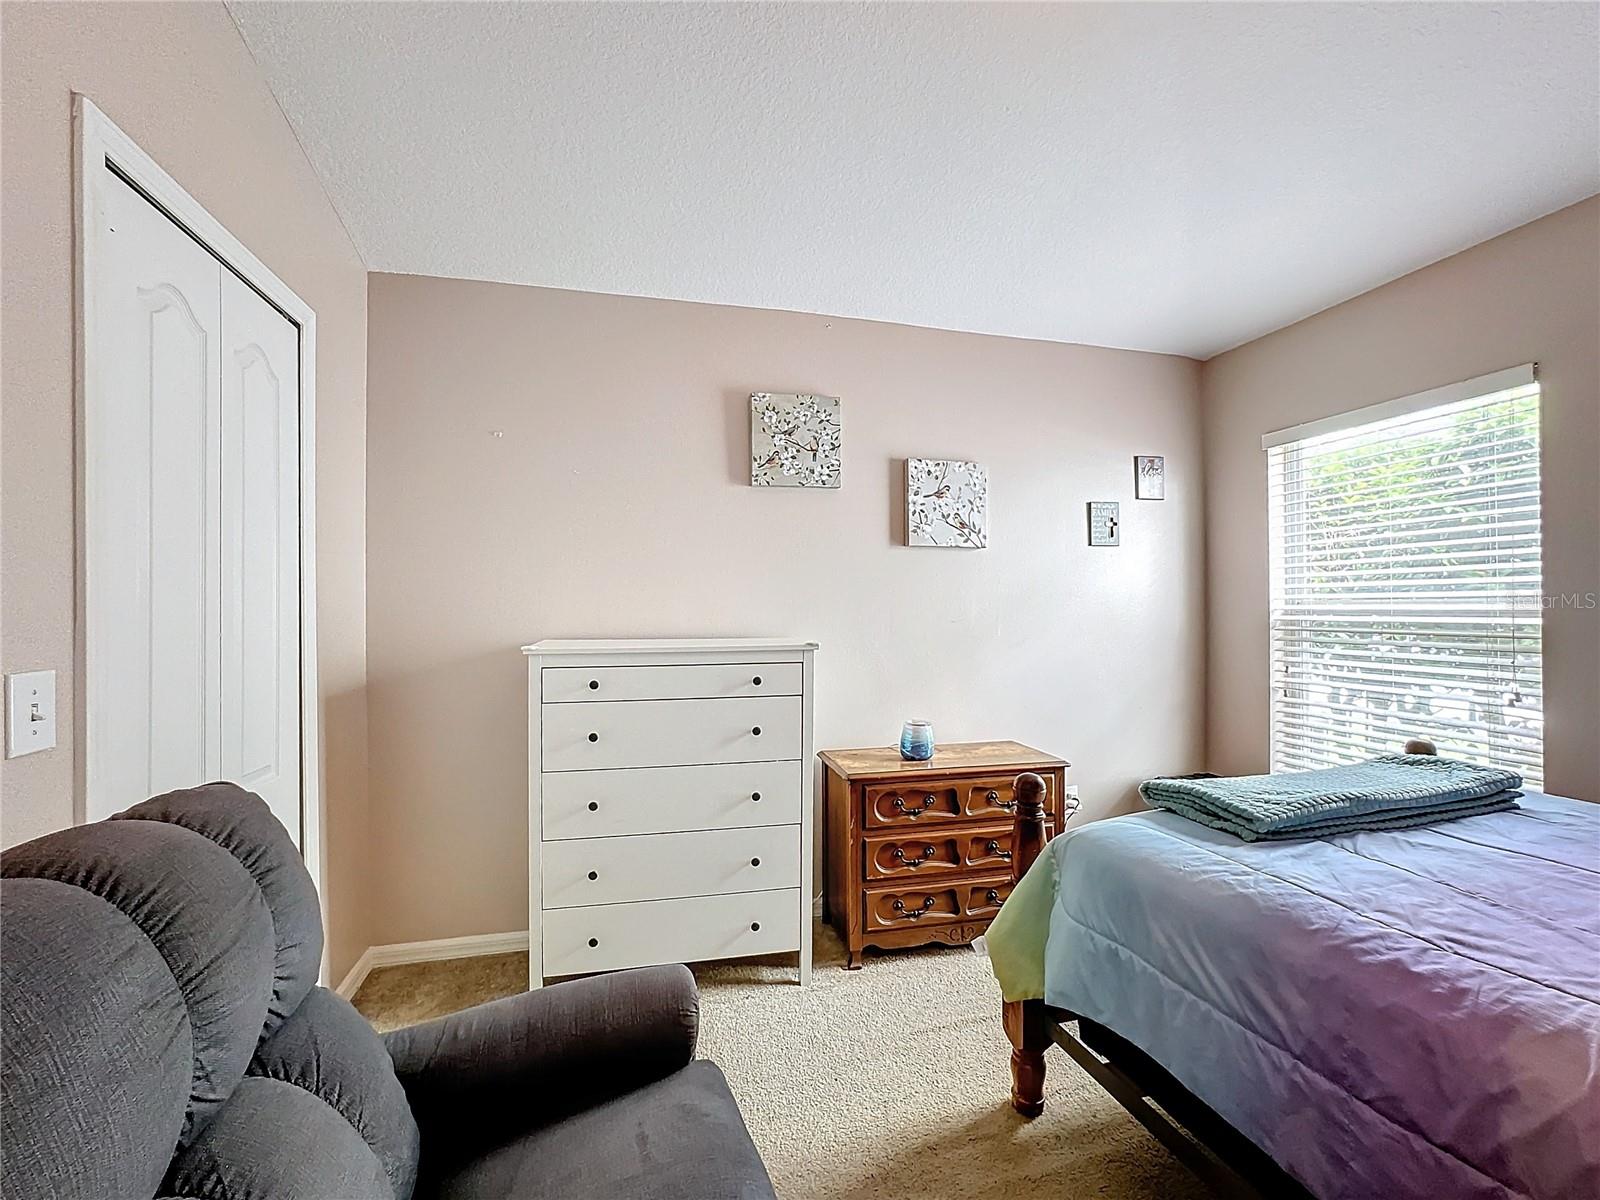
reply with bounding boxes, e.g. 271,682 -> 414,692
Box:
1044,790 -> 1600,1200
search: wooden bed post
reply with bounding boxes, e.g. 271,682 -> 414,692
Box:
1003,771 -> 1051,1117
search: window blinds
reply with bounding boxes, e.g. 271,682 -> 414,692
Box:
1266,372 -> 1543,786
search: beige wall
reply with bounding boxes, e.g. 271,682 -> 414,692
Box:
1201,197 -> 1600,800
0,2 -> 373,980
365,274 -> 1206,944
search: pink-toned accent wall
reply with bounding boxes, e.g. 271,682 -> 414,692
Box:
0,2 -> 373,981
365,274 -> 1206,944
1201,196 -> 1600,800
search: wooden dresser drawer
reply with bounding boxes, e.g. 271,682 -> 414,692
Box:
863,781 -> 964,828
541,760 -> 802,840
542,696 -> 802,771
861,774 -> 1056,828
861,875 -> 1015,932
965,877 -> 1013,919
543,662 -> 802,704
962,774 -> 1053,821
862,826 -> 1016,880
542,827 -> 801,909
861,883 -> 963,931
542,888 -> 801,978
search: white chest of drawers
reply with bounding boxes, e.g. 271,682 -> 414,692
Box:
524,638 -> 816,988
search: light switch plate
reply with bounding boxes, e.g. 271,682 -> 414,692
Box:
6,670 -> 57,758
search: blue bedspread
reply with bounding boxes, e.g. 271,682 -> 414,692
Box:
1043,791 -> 1600,1200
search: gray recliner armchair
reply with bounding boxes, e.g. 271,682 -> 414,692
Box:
0,783 -> 776,1200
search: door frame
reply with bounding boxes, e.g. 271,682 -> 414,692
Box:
73,96 -> 325,940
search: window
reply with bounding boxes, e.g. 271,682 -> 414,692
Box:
1266,367 -> 1542,786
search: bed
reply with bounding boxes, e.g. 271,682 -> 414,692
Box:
994,773 -> 1600,1200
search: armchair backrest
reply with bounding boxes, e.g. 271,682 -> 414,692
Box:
1,783 -> 418,1200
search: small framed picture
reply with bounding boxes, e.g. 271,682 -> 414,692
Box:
1135,455 -> 1165,500
1088,501 -> 1120,547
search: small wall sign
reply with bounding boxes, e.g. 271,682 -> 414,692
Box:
1135,455 -> 1165,500
1088,501 -> 1120,547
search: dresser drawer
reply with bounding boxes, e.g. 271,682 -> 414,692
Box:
962,774 -> 1053,821
542,760 -> 802,840
965,877 -> 1013,919
861,882 -> 963,931
543,662 -> 802,704
542,827 -> 801,908
863,780 -> 964,828
542,696 -> 802,771
542,888 -> 801,978
861,874 -> 1014,932
862,825 -> 1015,880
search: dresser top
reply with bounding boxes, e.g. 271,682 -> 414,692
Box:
818,740 -> 1068,779
523,637 -> 818,655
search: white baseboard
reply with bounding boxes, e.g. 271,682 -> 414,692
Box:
335,930 -> 531,1000
335,947 -> 377,999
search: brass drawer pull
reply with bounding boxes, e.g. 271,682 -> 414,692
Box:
985,839 -> 1012,861
891,844 -> 939,867
984,888 -> 1002,905
892,794 -> 937,817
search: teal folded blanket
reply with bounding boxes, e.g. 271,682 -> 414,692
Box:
1140,755 -> 1522,841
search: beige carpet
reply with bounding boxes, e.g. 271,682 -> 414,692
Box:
353,924 -> 1207,1200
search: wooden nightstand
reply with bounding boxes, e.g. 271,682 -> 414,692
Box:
819,740 -> 1069,968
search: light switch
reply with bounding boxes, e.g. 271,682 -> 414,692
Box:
6,671 -> 57,758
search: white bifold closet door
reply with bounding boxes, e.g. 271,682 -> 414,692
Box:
87,171 -> 301,843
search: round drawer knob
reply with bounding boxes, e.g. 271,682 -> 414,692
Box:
750,922 -> 761,932
588,679 -> 599,690
751,726 -> 762,736
587,871 -> 598,881
587,801 -> 599,811
588,732 -> 599,743
750,857 -> 761,867
752,675 -> 763,686
751,791 -> 762,802
986,889 -> 1000,904
588,938 -> 599,948
986,790 -> 999,803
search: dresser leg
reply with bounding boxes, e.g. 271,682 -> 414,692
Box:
1004,998 -> 1048,1117
845,948 -> 862,970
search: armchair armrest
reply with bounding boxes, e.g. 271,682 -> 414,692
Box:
383,964 -> 698,1160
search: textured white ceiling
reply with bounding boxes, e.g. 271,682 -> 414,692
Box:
227,2 -> 1599,359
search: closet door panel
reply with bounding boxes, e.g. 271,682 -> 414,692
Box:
221,270 -> 302,842
87,174 -> 223,816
